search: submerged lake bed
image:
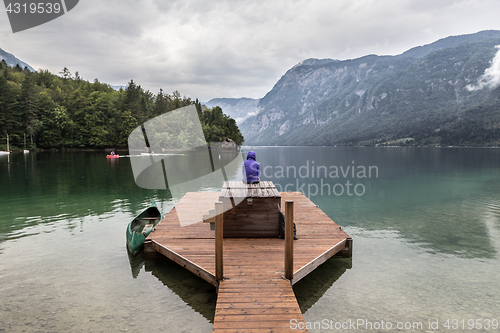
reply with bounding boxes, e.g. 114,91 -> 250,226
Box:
1,147 -> 500,332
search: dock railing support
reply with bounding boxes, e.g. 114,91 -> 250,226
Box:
215,201 -> 223,281
285,200 -> 294,280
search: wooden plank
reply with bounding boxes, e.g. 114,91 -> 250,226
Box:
202,213 -> 215,223
292,238 -> 347,284
285,200 -> 294,280
151,240 -> 216,286
213,321 -> 300,329
215,304 -> 303,311
215,202 -> 223,282
221,181 -> 281,198
215,314 -> 299,321
214,279 -> 307,332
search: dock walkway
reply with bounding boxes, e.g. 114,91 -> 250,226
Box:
146,191 -> 352,332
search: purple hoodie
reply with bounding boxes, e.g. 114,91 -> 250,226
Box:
243,151 -> 260,183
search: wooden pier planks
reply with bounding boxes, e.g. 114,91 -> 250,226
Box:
213,279 -> 307,332
146,191 -> 352,332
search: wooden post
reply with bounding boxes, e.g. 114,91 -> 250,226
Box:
285,200 -> 294,280
215,201 -> 223,281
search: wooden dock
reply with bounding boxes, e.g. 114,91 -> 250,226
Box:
145,190 -> 352,332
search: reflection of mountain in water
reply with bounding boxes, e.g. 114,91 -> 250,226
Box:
143,254 -> 217,322
253,147 -> 500,259
293,257 -> 351,313
335,176 -> 500,259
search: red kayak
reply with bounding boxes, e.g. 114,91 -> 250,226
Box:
106,155 -> 119,159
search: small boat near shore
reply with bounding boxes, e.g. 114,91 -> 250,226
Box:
126,201 -> 163,257
106,154 -> 119,158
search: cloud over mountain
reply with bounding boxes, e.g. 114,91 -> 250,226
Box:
467,45 -> 500,91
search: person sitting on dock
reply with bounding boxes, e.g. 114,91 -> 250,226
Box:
243,151 -> 260,184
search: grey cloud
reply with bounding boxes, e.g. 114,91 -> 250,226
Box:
467,45 -> 500,91
2,0 -> 500,101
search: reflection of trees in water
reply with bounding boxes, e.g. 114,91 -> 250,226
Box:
0,152 -> 172,237
293,257 -> 352,313
1,149 -> 243,240
135,253 -> 217,322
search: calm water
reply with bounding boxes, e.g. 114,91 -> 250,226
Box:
1,147 -> 500,332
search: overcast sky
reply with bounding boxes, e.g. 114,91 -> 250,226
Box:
1,0 -> 500,102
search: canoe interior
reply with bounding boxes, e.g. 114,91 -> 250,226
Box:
130,207 -> 162,235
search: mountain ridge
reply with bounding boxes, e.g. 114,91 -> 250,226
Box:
0,47 -> 34,71
238,30 -> 500,146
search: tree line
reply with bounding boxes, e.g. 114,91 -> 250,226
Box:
0,61 -> 244,150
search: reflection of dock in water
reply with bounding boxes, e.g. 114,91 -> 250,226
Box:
294,257 -> 352,313
128,251 -> 217,322
146,254 -> 217,322
145,187 -> 352,332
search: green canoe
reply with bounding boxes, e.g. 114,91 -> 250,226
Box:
126,201 -> 163,257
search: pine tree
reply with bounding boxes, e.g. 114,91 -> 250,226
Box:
154,88 -> 169,117
124,79 -> 147,124
19,72 -> 40,146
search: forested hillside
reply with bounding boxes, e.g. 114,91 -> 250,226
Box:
0,61 -> 243,150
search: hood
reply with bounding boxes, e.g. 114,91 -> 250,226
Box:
246,151 -> 256,161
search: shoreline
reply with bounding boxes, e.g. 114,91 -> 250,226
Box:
5,143 -> 500,153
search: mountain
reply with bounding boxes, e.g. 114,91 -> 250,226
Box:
205,97 -> 260,124
240,30 -> 500,146
109,85 -> 127,91
0,48 -> 34,71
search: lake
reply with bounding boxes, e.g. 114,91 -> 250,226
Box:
1,147 -> 499,332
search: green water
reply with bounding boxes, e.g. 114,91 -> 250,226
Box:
1,148 -> 500,332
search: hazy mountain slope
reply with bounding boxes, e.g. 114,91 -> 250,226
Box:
0,48 -> 34,71
205,97 -> 260,124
